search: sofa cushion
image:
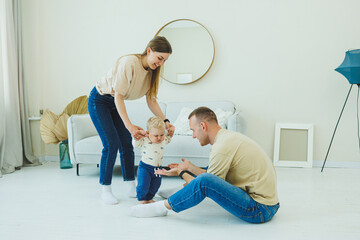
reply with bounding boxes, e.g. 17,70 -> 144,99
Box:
173,107 -> 193,135
75,135 -> 141,165
75,135 -> 210,167
75,136 -> 102,156
164,135 -> 211,159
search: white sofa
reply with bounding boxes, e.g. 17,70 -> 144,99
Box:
67,101 -> 247,175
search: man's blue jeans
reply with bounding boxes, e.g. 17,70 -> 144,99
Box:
136,161 -> 162,201
88,87 -> 135,185
168,173 -> 279,223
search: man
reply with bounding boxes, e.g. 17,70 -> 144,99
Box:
130,107 -> 279,223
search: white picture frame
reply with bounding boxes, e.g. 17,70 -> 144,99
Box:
273,123 -> 314,168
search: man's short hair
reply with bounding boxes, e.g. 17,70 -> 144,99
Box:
188,107 -> 218,124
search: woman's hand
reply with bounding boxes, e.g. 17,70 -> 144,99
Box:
165,122 -> 175,137
127,124 -> 146,140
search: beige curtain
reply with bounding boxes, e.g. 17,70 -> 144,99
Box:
0,0 -> 40,177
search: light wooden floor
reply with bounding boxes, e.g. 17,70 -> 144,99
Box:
1,162 -> 360,240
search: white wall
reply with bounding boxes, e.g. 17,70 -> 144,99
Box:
0,24 -> 4,152
21,0 -> 360,165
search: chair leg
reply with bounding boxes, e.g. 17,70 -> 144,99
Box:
76,164 -> 80,176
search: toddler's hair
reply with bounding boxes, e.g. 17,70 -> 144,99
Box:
147,116 -> 165,131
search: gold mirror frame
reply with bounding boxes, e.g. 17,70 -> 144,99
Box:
156,19 -> 215,85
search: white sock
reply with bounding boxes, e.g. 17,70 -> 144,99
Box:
157,185 -> 183,199
101,185 -> 119,205
125,180 -> 137,198
129,201 -> 169,218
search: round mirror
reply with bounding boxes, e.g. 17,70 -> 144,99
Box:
156,19 -> 215,85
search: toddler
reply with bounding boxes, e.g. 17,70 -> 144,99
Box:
133,116 -> 172,204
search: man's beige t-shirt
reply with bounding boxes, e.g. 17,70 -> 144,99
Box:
207,129 -> 279,206
96,54 -> 152,100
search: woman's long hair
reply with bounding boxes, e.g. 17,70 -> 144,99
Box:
141,36 -> 172,99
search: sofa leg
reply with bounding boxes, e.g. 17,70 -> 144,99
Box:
97,164 -> 99,168
76,164 -> 80,176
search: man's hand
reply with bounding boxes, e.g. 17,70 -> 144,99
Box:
169,158 -> 206,177
157,165 -> 195,184
155,168 -> 181,177
168,158 -> 191,171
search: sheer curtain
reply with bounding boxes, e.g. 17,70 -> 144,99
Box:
0,0 -> 40,177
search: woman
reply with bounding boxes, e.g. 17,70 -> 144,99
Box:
88,36 -> 175,204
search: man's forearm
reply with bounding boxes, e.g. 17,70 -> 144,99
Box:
176,168 -> 195,184
188,164 -> 206,176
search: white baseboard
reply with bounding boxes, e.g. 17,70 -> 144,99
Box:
38,156 -> 59,162
313,160 -> 360,168
37,155 -> 360,168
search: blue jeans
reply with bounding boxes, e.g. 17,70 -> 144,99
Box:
136,161 -> 162,201
88,87 -> 135,185
168,173 -> 280,223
